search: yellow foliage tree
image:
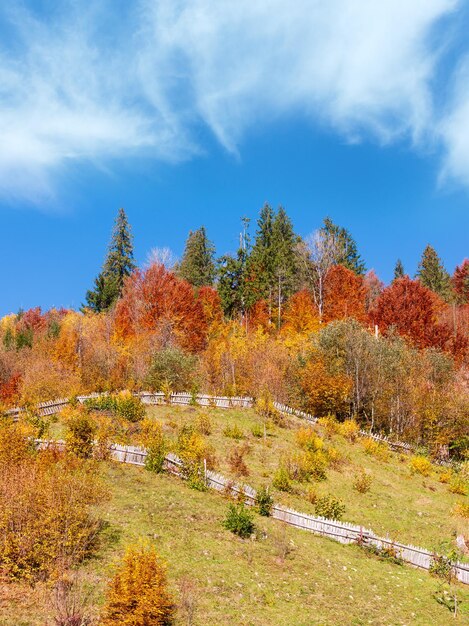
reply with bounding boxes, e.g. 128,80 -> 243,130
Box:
100,544 -> 175,626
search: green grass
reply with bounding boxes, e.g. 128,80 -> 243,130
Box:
140,404 -> 468,553
2,462 -> 468,625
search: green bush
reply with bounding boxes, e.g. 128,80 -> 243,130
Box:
314,495 -> 346,520
85,392 -> 145,423
251,423 -> 264,438
255,486 -> 273,517
145,347 -> 198,393
223,503 -> 255,538
272,466 -> 293,493
223,424 -> 244,440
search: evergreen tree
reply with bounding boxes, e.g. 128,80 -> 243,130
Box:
416,245 -> 451,301
393,259 -> 405,280
248,203 -> 276,301
271,206 -> 300,324
218,219 -> 252,318
85,208 -> 136,312
320,217 -> 366,275
247,204 -> 299,321
177,226 -> 216,287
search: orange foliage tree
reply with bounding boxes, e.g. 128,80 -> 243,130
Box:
281,290 -> 319,335
323,265 -> 367,323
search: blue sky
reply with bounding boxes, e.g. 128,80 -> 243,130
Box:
0,0 -> 468,315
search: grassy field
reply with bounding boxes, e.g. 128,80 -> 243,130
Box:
2,462 -> 468,626
137,404 -> 468,553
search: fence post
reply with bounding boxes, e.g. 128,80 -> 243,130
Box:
204,458 -> 207,486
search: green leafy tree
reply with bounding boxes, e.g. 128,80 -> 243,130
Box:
177,226 -> 216,287
85,208 -> 136,312
393,259 -> 405,280
416,245 -> 452,301
320,217 -> 366,275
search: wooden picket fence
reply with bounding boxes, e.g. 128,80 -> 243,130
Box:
33,437 -> 469,585
9,392 -> 468,584
6,391 -> 418,455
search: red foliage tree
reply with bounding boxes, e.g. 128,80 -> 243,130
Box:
452,259 -> 469,304
372,277 -> 451,350
323,265 -> 367,323
114,264 -> 207,351
247,299 -> 271,332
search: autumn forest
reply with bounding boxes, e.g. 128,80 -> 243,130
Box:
1,205 -> 468,458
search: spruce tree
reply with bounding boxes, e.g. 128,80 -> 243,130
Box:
271,206 -> 300,324
85,208 -> 136,312
177,226 -> 216,287
416,245 -> 451,301
218,219 -> 252,318
320,217 -> 366,275
393,259 -> 405,280
248,203 -> 276,301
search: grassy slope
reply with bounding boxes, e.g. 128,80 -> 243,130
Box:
143,405 -> 468,552
3,463 -> 468,626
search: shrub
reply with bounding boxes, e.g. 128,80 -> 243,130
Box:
295,427 -> 324,452
255,392 -> 284,427
429,553 -> 458,583
140,420 -> 166,474
0,445 -> 107,581
317,415 -> 339,436
114,391 -> 145,423
255,486 -> 273,517
65,410 -> 97,459
327,446 -> 345,470
100,544 -> 175,625
228,446 -> 249,477
361,438 -> 390,461
448,477 -> 467,496
223,503 -> 255,538
438,469 -> 453,484
272,465 -> 293,493
352,469 -> 373,494
145,346 -> 198,394
314,495 -> 345,520
409,455 -> 432,477
85,392 -> 145,423
223,424 -> 244,440
251,423 -> 264,438
452,501 -> 469,518
338,419 -> 359,442
195,412 -> 213,436
294,450 -> 328,482
176,425 -> 215,490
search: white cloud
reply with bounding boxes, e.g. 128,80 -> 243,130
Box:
0,0 -> 466,202
439,56 -> 469,187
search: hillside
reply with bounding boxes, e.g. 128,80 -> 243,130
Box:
3,397 -> 466,624
2,461 -> 468,626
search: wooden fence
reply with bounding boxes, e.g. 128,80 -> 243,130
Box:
34,437 -> 469,585
6,391 -> 418,455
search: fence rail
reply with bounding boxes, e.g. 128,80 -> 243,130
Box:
34,437 -> 469,585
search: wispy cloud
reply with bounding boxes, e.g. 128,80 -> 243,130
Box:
0,0 -> 467,203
